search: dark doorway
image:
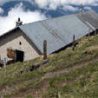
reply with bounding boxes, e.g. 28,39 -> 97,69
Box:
15,50 -> 24,62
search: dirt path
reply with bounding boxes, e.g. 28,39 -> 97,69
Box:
42,57 -> 98,79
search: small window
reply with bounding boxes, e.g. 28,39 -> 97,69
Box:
19,41 -> 22,45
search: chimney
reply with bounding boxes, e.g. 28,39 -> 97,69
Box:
16,17 -> 23,27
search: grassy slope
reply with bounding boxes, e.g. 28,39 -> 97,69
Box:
0,35 -> 98,98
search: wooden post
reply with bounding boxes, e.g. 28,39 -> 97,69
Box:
3,58 -> 7,96
58,91 -> 61,98
43,40 -> 47,60
72,35 -> 75,51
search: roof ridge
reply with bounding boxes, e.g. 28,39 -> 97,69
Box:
20,10 -> 97,27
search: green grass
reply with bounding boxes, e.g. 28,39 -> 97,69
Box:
0,35 -> 98,98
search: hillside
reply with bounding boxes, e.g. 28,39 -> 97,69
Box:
0,34 -> 98,98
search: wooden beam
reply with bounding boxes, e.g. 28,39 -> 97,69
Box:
43,40 -> 47,60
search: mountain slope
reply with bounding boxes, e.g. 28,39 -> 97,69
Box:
0,34 -> 98,98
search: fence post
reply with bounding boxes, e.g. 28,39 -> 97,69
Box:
43,40 -> 47,60
72,34 -> 75,51
58,91 -> 61,98
3,58 -> 7,96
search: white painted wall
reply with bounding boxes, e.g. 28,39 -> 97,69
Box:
0,31 -> 39,61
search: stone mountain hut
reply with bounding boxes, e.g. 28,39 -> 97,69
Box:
0,10 -> 98,62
